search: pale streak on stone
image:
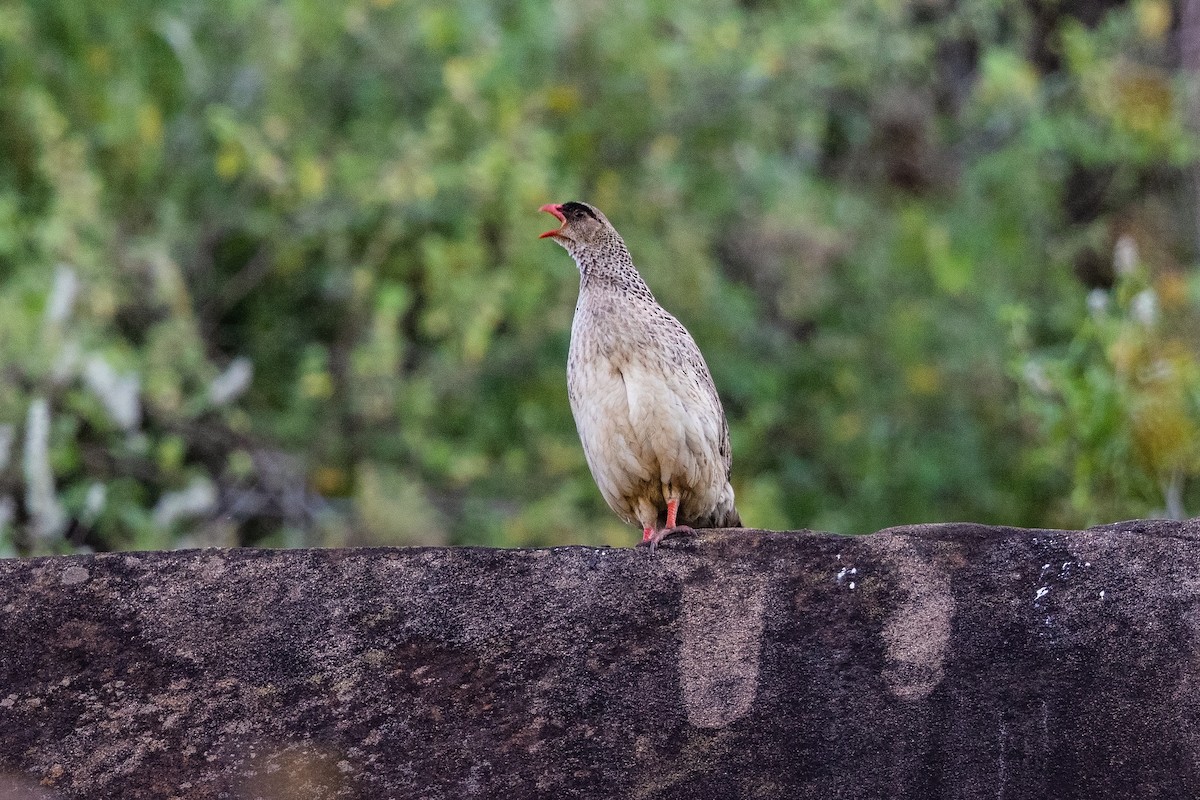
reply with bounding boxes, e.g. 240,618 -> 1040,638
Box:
873,531 -> 954,700
678,572 -> 767,728
61,566 -> 90,585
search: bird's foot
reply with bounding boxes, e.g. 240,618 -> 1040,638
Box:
641,525 -> 695,553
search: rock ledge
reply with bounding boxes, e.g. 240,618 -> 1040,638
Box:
2,519 -> 1198,799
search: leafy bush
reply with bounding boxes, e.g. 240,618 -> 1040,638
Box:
0,0 -> 1196,553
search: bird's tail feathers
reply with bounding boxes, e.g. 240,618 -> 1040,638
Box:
719,505 -> 742,529
689,500 -> 741,529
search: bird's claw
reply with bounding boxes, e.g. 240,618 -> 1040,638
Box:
641,525 -> 696,552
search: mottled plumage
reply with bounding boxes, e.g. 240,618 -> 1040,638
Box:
539,201 -> 741,547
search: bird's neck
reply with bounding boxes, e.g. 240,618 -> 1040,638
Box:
573,244 -> 655,302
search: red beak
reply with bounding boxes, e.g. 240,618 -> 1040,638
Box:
539,203 -> 567,239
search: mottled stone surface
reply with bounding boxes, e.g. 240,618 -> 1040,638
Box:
2,519 -> 1199,799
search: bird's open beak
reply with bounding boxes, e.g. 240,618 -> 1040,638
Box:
539,203 -> 567,239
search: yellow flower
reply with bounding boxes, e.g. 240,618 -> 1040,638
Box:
215,144 -> 243,180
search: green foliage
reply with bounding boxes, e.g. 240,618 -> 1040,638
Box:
0,0 -> 1196,552
1013,246 -> 1200,524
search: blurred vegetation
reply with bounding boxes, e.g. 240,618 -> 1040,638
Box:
1,0 -> 1198,554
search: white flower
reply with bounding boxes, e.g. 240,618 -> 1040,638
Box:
0,425 -> 13,472
1023,360 -> 1053,394
44,264 -> 80,326
23,398 -> 66,542
209,357 -> 254,406
82,482 -> 107,525
1113,235 -> 1138,276
1087,288 -> 1109,317
1131,288 -> 1158,327
153,478 -> 217,529
83,356 -> 142,432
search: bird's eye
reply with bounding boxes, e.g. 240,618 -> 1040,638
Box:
561,202 -> 597,221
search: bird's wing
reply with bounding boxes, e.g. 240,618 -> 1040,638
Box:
651,309 -> 733,479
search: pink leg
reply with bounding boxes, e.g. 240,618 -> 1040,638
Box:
646,499 -> 694,552
642,526 -> 654,543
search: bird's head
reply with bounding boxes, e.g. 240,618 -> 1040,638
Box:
538,201 -> 618,255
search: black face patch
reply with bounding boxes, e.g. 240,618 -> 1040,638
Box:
561,201 -> 598,222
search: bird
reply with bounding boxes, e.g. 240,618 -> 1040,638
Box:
539,201 -> 742,549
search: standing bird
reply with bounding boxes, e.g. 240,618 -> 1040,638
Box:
539,201 -> 742,549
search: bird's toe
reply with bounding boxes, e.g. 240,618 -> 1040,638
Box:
644,524 -> 696,553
